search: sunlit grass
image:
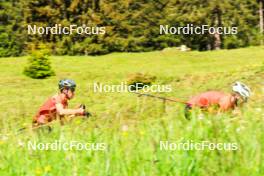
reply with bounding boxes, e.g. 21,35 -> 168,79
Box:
0,47 -> 263,175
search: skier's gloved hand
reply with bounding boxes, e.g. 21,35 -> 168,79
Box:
83,111 -> 91,118
79,104 -> 91,118
79,104 -> 86,110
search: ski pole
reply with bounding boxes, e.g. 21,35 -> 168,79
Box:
131,91 -> 188,104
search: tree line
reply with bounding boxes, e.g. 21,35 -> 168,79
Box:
0,0 -> 263,57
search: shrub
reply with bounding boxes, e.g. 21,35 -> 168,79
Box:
0,32 -> 23,57
23,51 -> 55,79
223,35 -> 244,49
127,73 -> 156,91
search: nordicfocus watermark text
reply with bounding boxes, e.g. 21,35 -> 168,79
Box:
160,24 -> 238,35
92,82 -> 172,93
27,140 -> 107,151
160,141 -> 238,151
27,24 -> 105,35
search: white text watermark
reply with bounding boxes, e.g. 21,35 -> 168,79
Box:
27,24 -> 105,35
27,140 -> 107,151
160,24 -> 238,35
160,140 -> 238,151
92,82 -> 172,93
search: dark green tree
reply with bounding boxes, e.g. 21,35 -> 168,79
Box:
0,0 -> 25,57
0,0 -> 262,55
259,0 -> 264,45
23,51 -> 55,79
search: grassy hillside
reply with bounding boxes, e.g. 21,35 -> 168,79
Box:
0,47 -> 263,175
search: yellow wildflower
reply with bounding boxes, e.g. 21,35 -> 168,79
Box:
35,168 -> 42,175
44,165 -> 51,172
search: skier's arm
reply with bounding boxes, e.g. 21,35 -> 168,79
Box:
56,103 -> 84,116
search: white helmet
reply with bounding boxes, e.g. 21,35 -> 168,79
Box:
232,81 -> 251,101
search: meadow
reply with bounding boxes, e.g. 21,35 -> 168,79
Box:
0,47 -> 263,176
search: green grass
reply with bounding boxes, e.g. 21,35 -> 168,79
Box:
0,46 -> 263,175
